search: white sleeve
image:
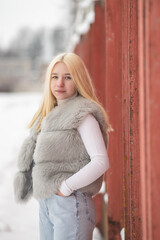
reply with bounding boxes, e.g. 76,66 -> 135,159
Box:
59,114 -> 110,196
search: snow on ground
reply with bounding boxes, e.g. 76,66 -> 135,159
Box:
0,92 -> 42,240
0,92 -> 103,240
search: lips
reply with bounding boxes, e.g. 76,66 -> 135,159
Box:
55,90 -> 66,93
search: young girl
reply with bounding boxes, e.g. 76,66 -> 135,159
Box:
14,52 -> 112,240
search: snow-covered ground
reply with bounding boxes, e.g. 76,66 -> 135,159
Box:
0,92 -> 103,240
0,92 -> 42,239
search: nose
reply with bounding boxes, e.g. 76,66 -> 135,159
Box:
57,77 -> 64,87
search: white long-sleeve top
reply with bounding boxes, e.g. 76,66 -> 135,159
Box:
59,114 -> 110,196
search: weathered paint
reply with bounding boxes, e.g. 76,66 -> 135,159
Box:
138,0 -> 160,239
74,0 -> 160,239
105,0 -> 123,238
105,0 -> 142,239
74,1 -> 106,106
74,2 -> 107,237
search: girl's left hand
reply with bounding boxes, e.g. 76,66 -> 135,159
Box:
56,190 -> 66,197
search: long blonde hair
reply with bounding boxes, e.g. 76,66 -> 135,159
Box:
28,52 -> 113,132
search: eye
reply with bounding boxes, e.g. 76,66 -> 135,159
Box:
65,76 -> 72,80
52,75 -> 58,79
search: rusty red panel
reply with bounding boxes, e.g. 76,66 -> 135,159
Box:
138,0 -> 160,240
105,0 -> 123,238
148,1 -> 160,238
94,194 -> 105,236
74,2 -> 107,236
127,1 -> 141,238
74,0 -> 160,239
138,1 -> 151,239
105,0 -> 142,239
74,2 -> 106,106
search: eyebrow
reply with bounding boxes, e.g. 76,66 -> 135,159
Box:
51,73 -> 71,75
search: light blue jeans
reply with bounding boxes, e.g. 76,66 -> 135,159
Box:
38,190 -> 96,240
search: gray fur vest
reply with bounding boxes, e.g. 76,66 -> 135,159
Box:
14,95 -> 108,203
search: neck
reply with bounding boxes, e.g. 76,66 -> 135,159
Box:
57,92 -> 78,105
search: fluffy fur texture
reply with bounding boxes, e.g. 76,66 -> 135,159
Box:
14,95 -> 108,202
13,119 -> 39,203
14,171 -> 33,203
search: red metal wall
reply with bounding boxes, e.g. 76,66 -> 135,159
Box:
105,0 -> 160,239
74,2 -> 107,237
75,0 -> 160,239
74,2 -> 106,106
105,0 -> 124,237
138,1 -> 160,239
105,1 -> 141,239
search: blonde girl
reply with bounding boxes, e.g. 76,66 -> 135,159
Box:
14,52 -> 112,240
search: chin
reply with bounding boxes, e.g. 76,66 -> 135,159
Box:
56,96 -> 67,100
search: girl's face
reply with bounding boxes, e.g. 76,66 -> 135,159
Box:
51,62 -> 77,100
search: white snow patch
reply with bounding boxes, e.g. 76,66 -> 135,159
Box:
99,181 -> 106,194
120,227 -> 125,240
103,193 -> 109,204
93,227 -> 104,240
0,92 -> 42,240
68,0 -> 95,51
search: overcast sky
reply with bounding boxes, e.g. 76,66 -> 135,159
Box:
0,0 -> 71,49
